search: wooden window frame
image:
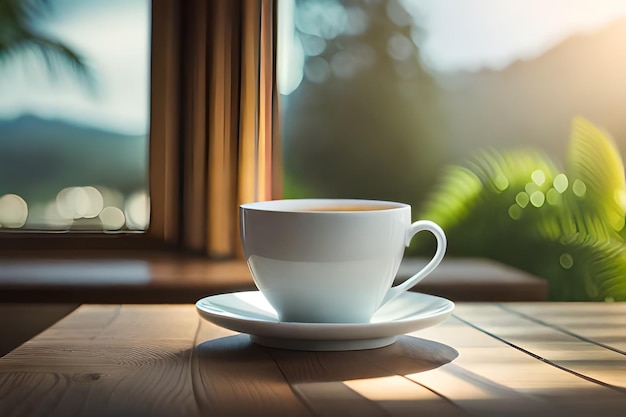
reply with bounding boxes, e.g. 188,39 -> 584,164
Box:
0,0 -> 279,256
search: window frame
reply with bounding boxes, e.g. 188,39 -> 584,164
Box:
0,0 -> 179,252
0,0 -> 275,255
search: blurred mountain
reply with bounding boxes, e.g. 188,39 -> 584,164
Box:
436,17 -> 626,166
0,115 -> 147,203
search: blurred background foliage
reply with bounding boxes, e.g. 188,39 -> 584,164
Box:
412,117 -> 626,301
281,0 -> 626,301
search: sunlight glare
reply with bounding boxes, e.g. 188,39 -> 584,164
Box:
277,0 -> 304,95
400,0 -> 626,74
344,376 -> 435,401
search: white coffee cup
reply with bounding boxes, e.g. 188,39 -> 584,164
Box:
240,199 -> 446,323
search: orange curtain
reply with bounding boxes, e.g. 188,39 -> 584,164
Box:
180,0 -> 279,258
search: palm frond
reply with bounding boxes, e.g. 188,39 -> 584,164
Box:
567,116 -> 626,231
419,165 -> 482,228
0,0 -> 93,87
584,240 -> 626,301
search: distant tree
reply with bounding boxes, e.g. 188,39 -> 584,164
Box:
0,0 -> 91,82
282,0 -> 445,208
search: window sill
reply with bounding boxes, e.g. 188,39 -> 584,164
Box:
0,255 -> 547,303
0,253 -> 255,303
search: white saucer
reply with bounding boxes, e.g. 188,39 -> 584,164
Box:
195,291 -> 454,351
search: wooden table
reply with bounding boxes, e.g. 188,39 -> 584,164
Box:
1,302 -> 625,416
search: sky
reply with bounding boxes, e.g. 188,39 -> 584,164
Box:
278,0 -> 626,95
405,0 -> 626,74
0,0 -> 150,135
3,0 -> 626,129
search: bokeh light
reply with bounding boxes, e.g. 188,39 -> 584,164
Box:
300,33 -> 326,56
614,189 -> 626,209
304,56 -> 331,83
515,191 -> 529,208
525,182 -> 540,195
573,179 -> 587,197
56,186 -> 105,220
530,191 -> 545,207
492,174 -> 509,191
559,253 -> 574,269
387,33 -> 413,61
99,206 -> 126,230
44,201 -> 73,228
553,173 -> 569,193
531,169 -> 546,186
82,186 -> 105,218
330,50 -> 358,78
0,194 -> 28,228
125,192 -> 150,230
508,204 -> 522,220
546,188 -> 562,206
42,185 -> 147,230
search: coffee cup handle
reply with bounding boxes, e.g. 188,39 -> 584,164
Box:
381,220 -> 447,306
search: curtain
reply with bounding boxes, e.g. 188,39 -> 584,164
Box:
180,0 -> 279,258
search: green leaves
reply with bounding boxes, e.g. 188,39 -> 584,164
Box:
419,165 -> 482,230
418,117 -> 626,301
567,116 -> 626,232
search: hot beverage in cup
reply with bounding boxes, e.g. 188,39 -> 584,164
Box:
240,199 -> 446,323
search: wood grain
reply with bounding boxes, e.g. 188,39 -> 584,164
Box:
270,336 -> 463,417
2,303 -> 626,416
414,305 -> 626,417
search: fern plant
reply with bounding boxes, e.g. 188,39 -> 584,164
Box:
415,117 -> 626,301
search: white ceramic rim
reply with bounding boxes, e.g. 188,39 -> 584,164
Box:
240,198 -> 410,213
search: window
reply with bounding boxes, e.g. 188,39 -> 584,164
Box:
0,0 -> 150,232
0,0 -> 278,255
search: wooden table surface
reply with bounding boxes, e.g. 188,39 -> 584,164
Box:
1,302 -> 625,417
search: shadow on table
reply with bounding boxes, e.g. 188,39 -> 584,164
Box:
193,334 -> 458,382
191,334 -> 459,415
